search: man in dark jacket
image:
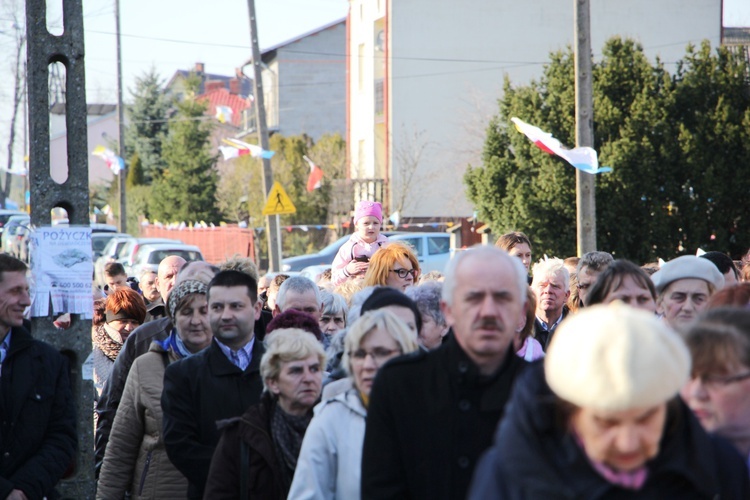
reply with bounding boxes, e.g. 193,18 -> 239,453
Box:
162,270 -> 266,499
361,245 -> 529,499
0,255 -> 77,499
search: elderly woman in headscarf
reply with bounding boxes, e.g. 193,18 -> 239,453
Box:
93,287 -> 147,398
203,328 -> 326,499
97,280 -> 212,499
469,303 -> 750,498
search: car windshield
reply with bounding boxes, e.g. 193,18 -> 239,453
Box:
146,249 -> 203,264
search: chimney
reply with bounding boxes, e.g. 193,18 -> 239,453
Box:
205,81 -> 224,92
195,62 -> 205,75
229,78 -> 240,95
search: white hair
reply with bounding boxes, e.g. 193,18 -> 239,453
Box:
532,258 -> 570,290
276,275 -> 321,311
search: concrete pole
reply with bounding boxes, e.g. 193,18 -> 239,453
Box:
245,0 -> 281,271
574,0 -> 596,254
115,0 -> 127,232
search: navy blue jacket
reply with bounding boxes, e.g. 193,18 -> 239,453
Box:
469,362 -> 750,499
0,326 -> 77,500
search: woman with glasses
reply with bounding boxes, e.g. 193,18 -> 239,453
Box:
681,307 -> 750,465
288,310 -> 419,499
363,241 -> 420,292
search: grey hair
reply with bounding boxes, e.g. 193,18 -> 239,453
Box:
346,285 -> 383,326
442,245 -> 528,306
276,275 -> 321,311
406,282 -> 446,326
321,291 -> 348,320
577,251 -> 614,275
532,258 -> 570,290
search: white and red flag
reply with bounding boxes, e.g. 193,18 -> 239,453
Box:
304,155 -> 324,192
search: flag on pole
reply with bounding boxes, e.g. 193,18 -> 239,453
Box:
221,138 -> 275,160
92,145 -> 125,174
215,105 -> 234,124
303,155 -> 323,192
510,117 -> 611,174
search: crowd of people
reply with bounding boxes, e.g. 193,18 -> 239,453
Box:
2,200 -> 750,498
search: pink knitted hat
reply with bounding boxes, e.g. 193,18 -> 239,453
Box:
354,200 -> 382,224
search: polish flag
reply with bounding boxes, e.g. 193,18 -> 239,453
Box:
221,138 -> 275,160
304,155 -> 324,192
510,117 -> 611,175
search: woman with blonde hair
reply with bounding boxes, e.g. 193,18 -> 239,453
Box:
289,310 -> 420,499
363,241 -> 420,292
204,329 -> 326,499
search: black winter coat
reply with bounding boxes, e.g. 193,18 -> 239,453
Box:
161,338 -> 265,499
361,333 -> 527,500
95,316 -> 172,473
203,392 -> 285,499
0,327 -> 77,500
469,362 -> 750,499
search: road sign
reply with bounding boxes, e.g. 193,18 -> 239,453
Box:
262,181 -> 297,216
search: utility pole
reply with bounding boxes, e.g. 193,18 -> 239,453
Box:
245,0 -> 281,271
115,0 -> 127,232
574,0 -> 596,254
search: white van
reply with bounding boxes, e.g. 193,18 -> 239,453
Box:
388,232 -> 451,274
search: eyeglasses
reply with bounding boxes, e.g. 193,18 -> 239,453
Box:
390,268 -> 417,279
693,372 -> 750,390
349,347 -> 401,364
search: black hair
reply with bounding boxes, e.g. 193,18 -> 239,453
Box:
700,251 -> 739,280
361,287 -> 423,334
207,270 -> 258,303
585,259 -> 656,307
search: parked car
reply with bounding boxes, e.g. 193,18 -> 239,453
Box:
92,232 -> 129,261
1,214 -> 29,258
94,235 -> 134,288
116,237 -> 182,270
386,232 -> 451,274
127,243 -> 204,279
0,209 -> 26,246
280,232 -> 400,272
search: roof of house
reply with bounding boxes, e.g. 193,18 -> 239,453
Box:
241,17 -> 346,67
165,71 -> 253,98
723,27 -> 750,45
196,87 -> 252,128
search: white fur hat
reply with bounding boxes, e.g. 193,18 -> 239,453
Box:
544,303 -> 691,411
651,255 -> 724,294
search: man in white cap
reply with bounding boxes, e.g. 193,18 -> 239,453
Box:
651,255 -> 724,333
469,303 -> 750,498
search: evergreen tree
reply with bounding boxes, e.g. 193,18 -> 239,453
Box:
149,76 -> 219,223
125,69 -> 171,183
465,38 -> 750,262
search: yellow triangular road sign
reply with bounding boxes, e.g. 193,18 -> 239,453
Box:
262,181 -> 297,216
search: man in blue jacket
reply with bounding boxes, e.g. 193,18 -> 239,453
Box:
0,254 -> 77,500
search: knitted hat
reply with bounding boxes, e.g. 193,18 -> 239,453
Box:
266,309 -> 322,341
544,303 -> 690,411
167,279 -> 208,321
361,287 -> 422,333
651,255 -> 724,294
354,200 -> 383,225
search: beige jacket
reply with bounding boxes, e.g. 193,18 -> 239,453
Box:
97,341 -> 188,499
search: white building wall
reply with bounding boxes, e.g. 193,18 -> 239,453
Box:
273,22 -> 346,140
350,0 -> 721,218
50,113 -> 118,187
348,0 -> 387,180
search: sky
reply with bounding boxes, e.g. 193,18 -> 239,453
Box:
0,0 -> 748,174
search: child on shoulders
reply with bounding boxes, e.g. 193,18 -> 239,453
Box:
331,201 -> 388,286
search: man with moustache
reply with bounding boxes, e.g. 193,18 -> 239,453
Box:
361,245 -> 529,500
161,270 -> 265,499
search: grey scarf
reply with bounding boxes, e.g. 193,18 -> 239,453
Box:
270,403 -> 313,489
